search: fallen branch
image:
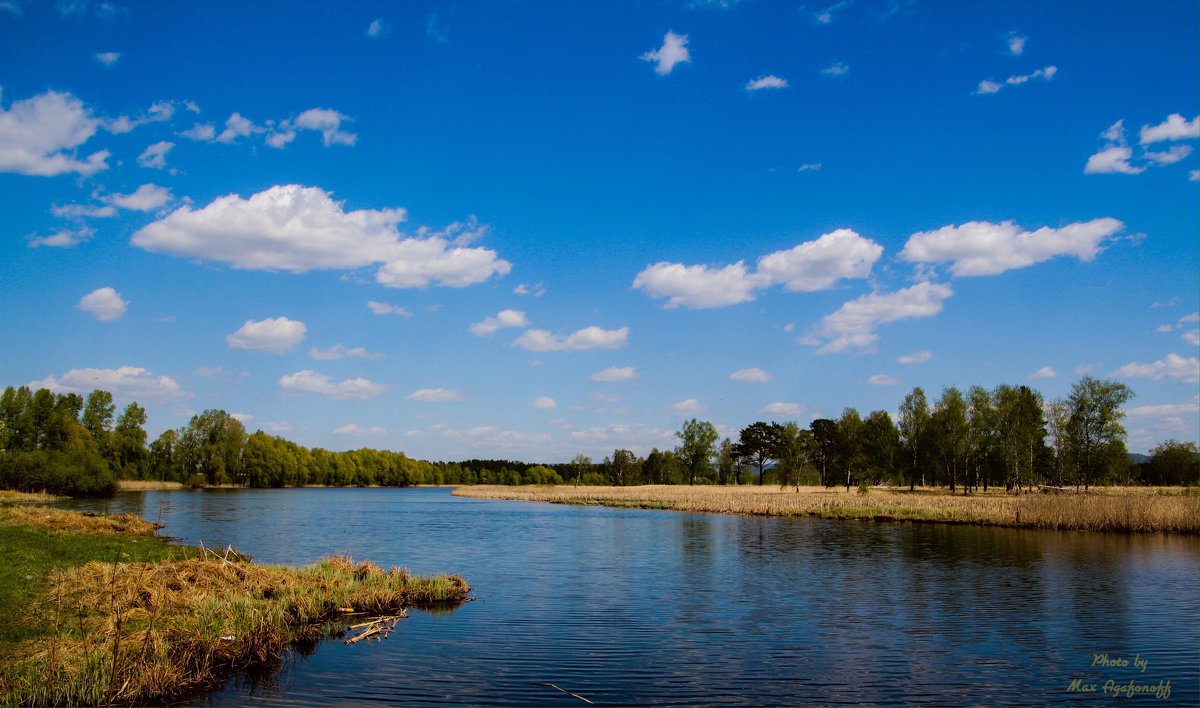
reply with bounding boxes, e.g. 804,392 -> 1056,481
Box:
537,682 -> 594,704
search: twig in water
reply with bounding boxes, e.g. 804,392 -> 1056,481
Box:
537,682 -> 594,704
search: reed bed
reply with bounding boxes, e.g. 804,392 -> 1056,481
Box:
453,485 -> 1199,533
0,506 -> 161,537
115,480 -> 185,492
0,550 -> 470,706
0,490 -> 64,505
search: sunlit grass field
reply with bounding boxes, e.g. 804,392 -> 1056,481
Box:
453,484 -> 1199,534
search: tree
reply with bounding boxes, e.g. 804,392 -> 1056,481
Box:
967,385 -> 997,492
861,410 -> 899,485
675,418 -> 718,485
1144,440 -> 1199,486
993,385 -> 1045,493
568,453 -> 592,486
111,402 -> 149,478
1066,376 -> 1134,490
81,389 -> 115,456
643,448 -> 679,484
608,449 -> 637,486
809,419 -> 839,488
1044,398 -> 1073,486
898,387 -> 930,490
837,408 -> 866,491
716,438 -> 736,485
930,387 -> 968,492
177,410 -> 247,485
735,422 -> 782,485
774,422 -> 811,491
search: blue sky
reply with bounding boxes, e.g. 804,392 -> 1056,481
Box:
1,0 -> 1197,462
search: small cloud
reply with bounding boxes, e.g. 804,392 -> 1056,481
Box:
1006,33 -> 1027,56
1110,353 -> 1199,384
897,350 -> 931,365
532,396 -> 557,410
50,203 -> 115,220
469,309 -> 528,336
32,366 -> 186,402
513,326 -> 628,352
95,51 -> 120,67
227,317 -> 306,354
365,18 -> 390,38
1156,324 -> 1174,333
137,141 -> 174,170
730,368 -> 772,383
820,62 -> 849,77
671,398 -> 706,416
309,344 -> 383,361
230,413 -> 254,424
1181,313 -> 1200,323
278,370 -> 386,399
368,301 -> 413,317
78,286 -> 128,321
975,65 -> 1056,95
1184,330 -> 1200,347
592,366 -> 636,382
867,374 -> 899,386
813,1 -> 851,24
406,387 -> 465,402
107,183 -> 172,211
30,226 -> 94,248
1029,366 -> 1057,380
1151,296 -> 1180,309
797,163 -> 822,172
216,112 -> 260,143
590,392 -> 620,403
181,123 -> 216,141
641,31 -> 691,76
1190,170 -> 1199,182
335,423 -> 386,436
745,75 -> 788,91
760,401 -> 803,417
514,282 -> 546,297
1139,113 -> 1200,145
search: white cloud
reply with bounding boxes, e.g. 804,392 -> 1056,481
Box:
514,282 -> 545,297
633,261 -> 762,309
513,326 -> 628,352
230,413 -> 254,424
797,163 -> 822,172
78,286 -> 128,321
1007,33 -> 1027,56
813,281 -> 953,354
1126,400 -> 1200,418
897,350 -> 932,365
592,366 -> 636,382
899,218 -> 1123,277
1180,313 -> 1200,323
406,387 -> 465,402
745,75 -> 787,91
820,62 -> 849,77
1144,145 -> 1193,165
1184,330 -> 1200,347
1139,113 -> 1199,145
867,374 -> 899,386
1085,146 -> 1144,175
760,401 -> 803,417
589,392 -> 621,403
365,19 -> 390,38
1029,366 -> 1056,380
730,368 -> 772,383
293,108 -> 356,147
108,183 -> 172,211
757,229 -> 883,291
95,51 -> 120,66
105,102 -> 176,135
1190,170 -> 1199,182
32,366 -> 186,402
227,317 -> 307,354
181,122 -> 216,141
1156,324 -> 1174,333
469,309 -> 529,336
334,423 -> 386,436
309,344 -> 383,361
671,398 -> 706,416
278,370 -> 386,399
0,89 -> 109,176
641,31 -> 691,76
30,226 -> 94,248
216,112 -> 259,143
635,229 -> 882,309
975,65 -> 1056,95
367,301 -> 413,317
813,1 -> 849,24
1110,353 -> 1199,384
131,185 -> 511,288
51,203 -> 115,220
532,396 -> 557,410
137,141 -> 174,169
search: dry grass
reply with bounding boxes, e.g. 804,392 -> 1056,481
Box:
0,490 -> 64,505
0,549 -> 470,705
0,506 -> 162,537
115,480 -> 185,492
453,484 -> 1199,533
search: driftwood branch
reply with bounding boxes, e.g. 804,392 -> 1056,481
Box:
537,682 -> 594,704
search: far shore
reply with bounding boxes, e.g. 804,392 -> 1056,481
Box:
451,484 -> 1199,534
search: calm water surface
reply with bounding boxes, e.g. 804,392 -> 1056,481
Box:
67,488 -> 1198,706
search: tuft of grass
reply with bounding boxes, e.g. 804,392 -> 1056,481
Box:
0,490 -> 64,506
452,484 -> 1199,534
0,508 -> 470,706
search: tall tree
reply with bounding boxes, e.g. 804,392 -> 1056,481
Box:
675,418 -> 718,485
734,422 -> 782,485
967,385 -> 997,492
898,387 -> 930,490
774,422 -> 811,491
861,410 -> 899,485
81,389 -> 115,456
809,418 -> 839,488
111,402 -> 149,478
930,387 -> 968,492
837,408 -> 866,491
1067,376 -> 1134,490
569,453 -> 592,486
716,438 -> 736,485
1044,398 -> 1073,486
608,448 -> 637,486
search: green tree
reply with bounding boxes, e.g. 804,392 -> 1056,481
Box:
568,453 -> 592,486
149,428 -> 179,481
643,448 -> 679,484
111,402 -> 149,478
1044,398 -> 1073,486
930,387 -> 968,492
81,389 -> 115,456
1143,440 -> 1199,486
735,421 -> 782,485
716,438 -> 736,485
1067,376 -> 1133,490
967,385 -> 998,492
774,422 -> 811,491
861,410 -> 899,485
898,387 -> 930,490
675,418 -> 718,485
837,408 -> 866,491
608,448 -> 638,486
809,418 -> 839,488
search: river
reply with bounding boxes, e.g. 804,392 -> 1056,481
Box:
65,487 -> 1198,706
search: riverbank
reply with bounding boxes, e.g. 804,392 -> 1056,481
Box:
452,484 -> 1199,533
0,491 -> 470,706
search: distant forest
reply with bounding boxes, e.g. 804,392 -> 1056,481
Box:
0,377 -> 1195,497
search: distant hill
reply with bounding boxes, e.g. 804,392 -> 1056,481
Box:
1128,453 -> 1150,464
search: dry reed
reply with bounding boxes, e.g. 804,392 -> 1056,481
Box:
115,480 -> 185,492
0,490 -> 64,505
452,484 -> 1199,533
0,506 -> 162,536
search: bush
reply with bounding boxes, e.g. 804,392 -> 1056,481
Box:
858,480 -> 871,496
183,473 -> 207,489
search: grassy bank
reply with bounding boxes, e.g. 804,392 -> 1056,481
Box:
0,492 -> 470,706
452,484 -> 1199,533
114,480 -> 185,492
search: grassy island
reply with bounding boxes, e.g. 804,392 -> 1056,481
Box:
0,492 -> 470,706
453,484 -> 1199,534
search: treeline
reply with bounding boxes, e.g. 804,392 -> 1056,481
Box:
2,376 -> 1196,497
